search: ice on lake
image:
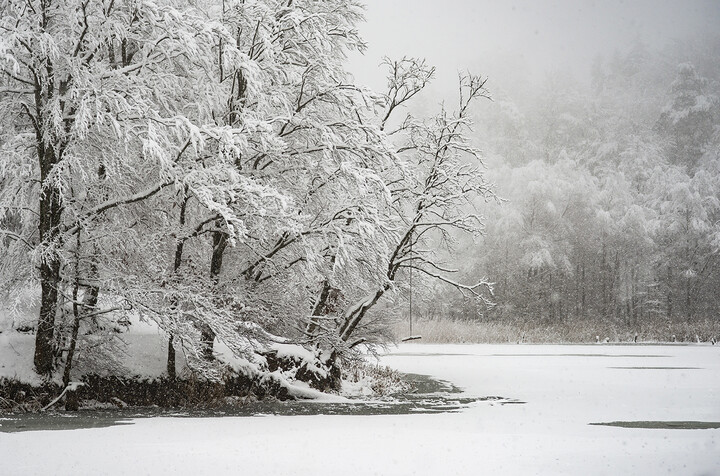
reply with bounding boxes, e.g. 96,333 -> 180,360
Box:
1,343 -> 718,475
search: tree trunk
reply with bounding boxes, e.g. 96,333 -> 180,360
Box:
306,280 -> 333,336
62,279 -> 82,388
62,282 -> 100,386
168,190 -> 188,376
210,227 -> 228,281
62,234 -> 96,387
581,262 -> 586,319
666,265 -> 673,320
339,286 -> 388,342
548,270 -> 554,320
600,243 -> 606,318
631,266 -> 638,325
202,224 -> 228,359
167,334 -> 176,380
35,258 -> 60,374
685,269 -> 692,321
626,274 -> 632,325
34,143 -> 63,375
574,263 -> 580,317
612,251 -> 620,319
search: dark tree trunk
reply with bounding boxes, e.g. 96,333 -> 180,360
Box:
626,275 -> 632,325
200,224 -> 228,359
34,141 -> 63,375
35,258 -> 60,374
581,262 -> 586,319
548,270 -> 554,320
210,228 -> 228,281
306,280 -> 333,336
62,276 -> 100,386
612,251 -> 620,319
666,265 -> 673,320
64,388 -> 80,411
199,327 -> 215,361
167,334 -> 176,380
685,273 -> 692,321
62,227 -> 101,388
575,263 -> 580,317
631,266 -> 638,325
339,286 -> 388,342
168,190 -> 188,376
62,279 -> 82,388
306,255 -> 339,337
32,50 -> 65,375
601,243 -> 608,318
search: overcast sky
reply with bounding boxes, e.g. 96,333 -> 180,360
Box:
348,0 -> 720,99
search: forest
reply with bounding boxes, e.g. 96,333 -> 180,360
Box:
0,0 -> 719,405
414,40 -> 720,343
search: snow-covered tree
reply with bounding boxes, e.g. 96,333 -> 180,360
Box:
656,63 -> 718,170
3,0 -> 488,382
325,60 -> 496,348
0,0 -> 297,375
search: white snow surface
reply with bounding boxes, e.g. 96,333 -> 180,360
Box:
2,343 -> 719,475
271,342 -> 317,363
0,333 -> 41,384
0,315 -> 190,383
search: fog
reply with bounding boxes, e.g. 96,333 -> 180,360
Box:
347,0 -> 720,332
350,0 -> 720,97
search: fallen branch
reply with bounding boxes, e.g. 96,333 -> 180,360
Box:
401,335 -> 422,342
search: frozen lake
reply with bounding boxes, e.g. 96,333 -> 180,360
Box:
1,343 -> 719,475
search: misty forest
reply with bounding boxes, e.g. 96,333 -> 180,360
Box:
1,1 -> 719,474
425,41 -> 720,341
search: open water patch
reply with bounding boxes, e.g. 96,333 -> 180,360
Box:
590,421 -> 720,430
608,366 -> 701,370
0,413 -> 134,433
0,372 -> 520,432
386,352 -> 671,358
491,353 -> 670,358
382,352 -> 474,358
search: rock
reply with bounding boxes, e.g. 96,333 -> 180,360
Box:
263,347 -> 341,392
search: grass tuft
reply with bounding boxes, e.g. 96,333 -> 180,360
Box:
392,317 -> 720,344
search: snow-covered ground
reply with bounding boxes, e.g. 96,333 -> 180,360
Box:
2,343 -> 719,475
